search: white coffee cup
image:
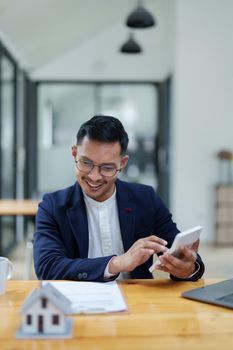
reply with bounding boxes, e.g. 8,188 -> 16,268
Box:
0,257 -> 13,295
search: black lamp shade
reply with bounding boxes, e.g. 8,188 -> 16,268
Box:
126,5 -> 155,28
120,35 -> 142,54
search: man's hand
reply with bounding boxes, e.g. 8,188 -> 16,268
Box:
109,236 -> 168,274
155,240 -> 199,278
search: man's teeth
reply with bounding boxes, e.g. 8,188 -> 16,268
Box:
87,182 -> 101,188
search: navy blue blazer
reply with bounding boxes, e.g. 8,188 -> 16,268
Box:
34,179 -> 204,282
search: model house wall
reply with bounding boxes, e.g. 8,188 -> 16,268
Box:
20,283 -> 72,336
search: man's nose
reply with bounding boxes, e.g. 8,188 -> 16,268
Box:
87,165 -> 102,181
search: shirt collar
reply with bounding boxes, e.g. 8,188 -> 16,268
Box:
83,187 -> 116,208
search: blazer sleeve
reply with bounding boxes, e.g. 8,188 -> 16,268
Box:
33,194 -> 117,282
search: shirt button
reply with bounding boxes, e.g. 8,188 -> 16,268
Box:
78,273 -> 83,279
83,273 -> 88,279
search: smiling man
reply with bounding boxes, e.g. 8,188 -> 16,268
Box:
34,115 -> 205,281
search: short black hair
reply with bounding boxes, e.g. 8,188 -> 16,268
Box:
76,115 -> 129,154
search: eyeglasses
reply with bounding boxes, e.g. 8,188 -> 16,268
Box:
75,159 -> 121,177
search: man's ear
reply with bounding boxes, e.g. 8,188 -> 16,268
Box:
121,155 -> 129,170
71,145 -> 77,158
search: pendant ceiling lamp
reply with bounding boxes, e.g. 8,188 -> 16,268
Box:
126,0 -> 155,29
120,33 -> 142,54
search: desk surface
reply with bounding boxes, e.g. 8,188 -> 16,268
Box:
0,199 -> 39,215
0,279 -> 232,350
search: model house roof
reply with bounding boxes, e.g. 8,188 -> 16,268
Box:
21,282 -> 72,314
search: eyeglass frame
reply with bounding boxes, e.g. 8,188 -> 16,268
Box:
75,158 -> 122,177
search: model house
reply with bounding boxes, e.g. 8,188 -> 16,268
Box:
17,283 -> 73,338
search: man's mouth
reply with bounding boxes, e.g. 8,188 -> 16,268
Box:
85,180 -> 103,189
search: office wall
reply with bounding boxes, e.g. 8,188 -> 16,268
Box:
171,0 -> 233,241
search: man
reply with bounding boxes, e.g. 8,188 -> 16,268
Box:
34,115 -> 204,281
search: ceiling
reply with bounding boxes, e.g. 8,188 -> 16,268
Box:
0,0 -> 175,80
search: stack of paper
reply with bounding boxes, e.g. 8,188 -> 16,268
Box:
43,281 -> 127,314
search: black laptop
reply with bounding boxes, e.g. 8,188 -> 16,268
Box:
182,279 -> 233,309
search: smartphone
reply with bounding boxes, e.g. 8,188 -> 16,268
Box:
149,225 -> 202,273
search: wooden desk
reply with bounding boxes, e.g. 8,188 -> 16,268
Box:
0,279 -> 232,350
0,199 -> 39,254
0,199 -> 39,216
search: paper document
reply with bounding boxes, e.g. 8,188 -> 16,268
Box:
43,281 -> 127,314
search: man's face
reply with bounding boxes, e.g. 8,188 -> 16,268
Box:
72,136 -> 128,202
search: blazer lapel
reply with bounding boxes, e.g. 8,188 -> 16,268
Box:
116,180 -> 136,252
66,180 -> 136,258
66,183 -> 89,258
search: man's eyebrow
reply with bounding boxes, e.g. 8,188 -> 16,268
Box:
79,156 -> 117,166
79,156 -> 92,161
100,163 -> 117,167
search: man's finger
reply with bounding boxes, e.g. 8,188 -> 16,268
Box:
180,246 -> 197,262
191,239 -> 199,252
145,235 -> 168,246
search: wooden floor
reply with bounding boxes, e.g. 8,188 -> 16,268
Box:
8,242 -> 233,280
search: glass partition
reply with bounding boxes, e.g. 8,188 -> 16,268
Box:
99,84 -> 157,187
37,83 -> 157,194
0,49 -> 16,254
1,56 -> 15,197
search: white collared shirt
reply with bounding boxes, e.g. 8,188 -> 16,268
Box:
84,188 -> 129,279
